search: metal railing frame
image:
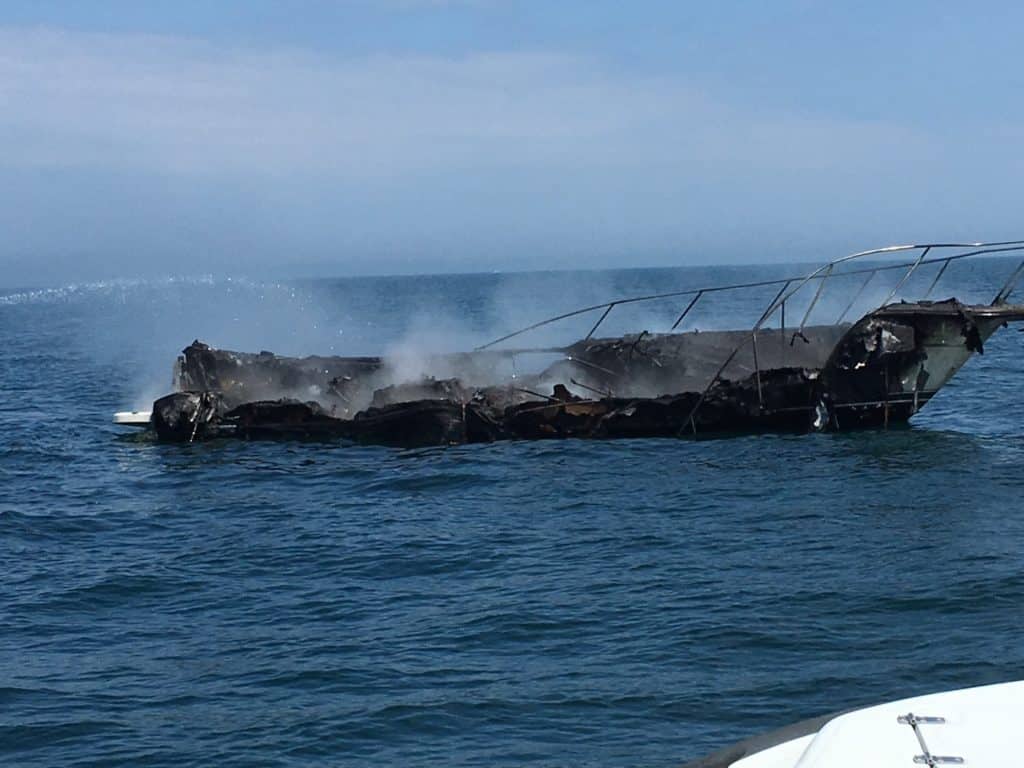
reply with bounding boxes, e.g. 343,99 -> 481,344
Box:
477,241 -> 1024,352
472,241 -> 1024,434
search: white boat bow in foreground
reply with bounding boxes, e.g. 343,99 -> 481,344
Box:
684,680 -> 1021,768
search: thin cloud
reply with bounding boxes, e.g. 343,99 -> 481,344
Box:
0,25 -> 1020,286
0,26 -> 936,181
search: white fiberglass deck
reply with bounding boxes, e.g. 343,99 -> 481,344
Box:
731,680 -> 1021,768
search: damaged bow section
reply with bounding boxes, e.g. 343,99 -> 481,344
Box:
124,241 -> 1024,446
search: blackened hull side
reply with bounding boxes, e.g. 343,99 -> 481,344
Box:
172,324 -> 851,408
816,301 -> 1024,430
151,300 -> 1024,445
564,324 -> 851,398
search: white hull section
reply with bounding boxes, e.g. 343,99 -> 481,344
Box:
729,681 -> 1021,768
113,411 -> 152,426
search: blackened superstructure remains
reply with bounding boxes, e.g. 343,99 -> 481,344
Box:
143,241 -> 1024,445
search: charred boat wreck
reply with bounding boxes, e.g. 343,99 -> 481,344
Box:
122,241 -> 1024,445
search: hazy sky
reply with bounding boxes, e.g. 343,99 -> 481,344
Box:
1,1 -> 1022,287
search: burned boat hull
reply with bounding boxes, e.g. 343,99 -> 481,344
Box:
143,300 -> 1024,445
124,240 -> 1024,446
818,301 -> 1017,429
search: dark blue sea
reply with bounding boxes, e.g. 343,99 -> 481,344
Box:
2,261 -> 1023,767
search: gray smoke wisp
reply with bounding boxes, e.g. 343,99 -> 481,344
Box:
59,256 -> 1004,414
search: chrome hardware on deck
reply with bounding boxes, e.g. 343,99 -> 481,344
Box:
898,713 -> 965,767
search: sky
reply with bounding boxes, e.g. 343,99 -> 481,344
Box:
1,0 -> 1022,287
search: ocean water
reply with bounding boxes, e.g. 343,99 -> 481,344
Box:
2,261 -> 1024,767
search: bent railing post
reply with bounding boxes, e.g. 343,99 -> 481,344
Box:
751,332 -> 763,408
671,290 -> 704,331
585,303 -> 616,340
922,258 -> 952,300
680,345 -> 744,436
881,247 -> 931,307
993,259 -> 1024,305
759,281 -> 791,326
795,265 -> 834,342
837,270 -> 876,324
758,280 -> 791,362
780,299 -> 786,362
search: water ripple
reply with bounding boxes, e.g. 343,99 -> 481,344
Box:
2,268 -> 1024,767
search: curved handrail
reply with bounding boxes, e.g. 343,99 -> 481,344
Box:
748,241 -> 1024,340
470,239 -> 1024,434
475,241 -> 1024,351
678,241 -> 1024,433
